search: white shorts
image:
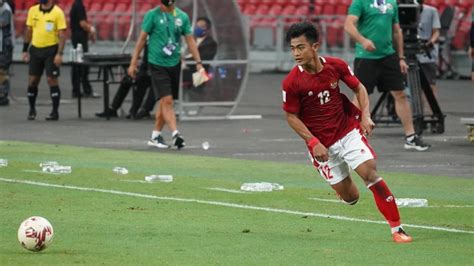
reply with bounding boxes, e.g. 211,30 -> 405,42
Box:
309,128 -> 376,185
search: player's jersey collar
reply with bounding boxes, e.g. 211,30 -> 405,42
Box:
297,56 -> 326,73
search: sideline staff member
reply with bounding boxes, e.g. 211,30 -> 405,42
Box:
22,0 -> 66,121
128,0 -> 203,149
344,0 -> 430,151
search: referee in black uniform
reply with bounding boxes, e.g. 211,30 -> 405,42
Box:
22,0 -> 67,121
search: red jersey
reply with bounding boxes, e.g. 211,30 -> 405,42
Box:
282,56 -> 362,148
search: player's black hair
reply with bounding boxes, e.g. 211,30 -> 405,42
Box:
286,22 -> 319,44
196,17 -> 212,29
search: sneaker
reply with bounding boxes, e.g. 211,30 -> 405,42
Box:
172,133 -> 186,149
27,108 -> 36,120
392,228 -> 413,243
404,135 -> 431,151
147,135 -> 170,149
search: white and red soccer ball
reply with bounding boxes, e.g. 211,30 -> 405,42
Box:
17,216 -> 54,251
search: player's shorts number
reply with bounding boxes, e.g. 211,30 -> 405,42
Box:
320,164 -> 333,180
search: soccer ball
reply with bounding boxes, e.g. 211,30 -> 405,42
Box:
17,216 -> 54,252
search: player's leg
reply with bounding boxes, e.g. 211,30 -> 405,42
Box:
342,129 -> 412,243
27,47 -> 44,120
330,176 -> 359,205
44,46 -> 61,121
309,141 -> 358,204
355,160 -> 413,243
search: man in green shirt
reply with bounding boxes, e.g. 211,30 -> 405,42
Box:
128,0 -> 203,149
345,0 -> 430,151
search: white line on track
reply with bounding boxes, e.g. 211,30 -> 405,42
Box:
1,177 -> 473,235
205,187 -> 247,194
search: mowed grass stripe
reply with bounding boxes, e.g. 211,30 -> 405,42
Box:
2,177 -> 473,235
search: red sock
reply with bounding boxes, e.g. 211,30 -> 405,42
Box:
368,178 -> 401,228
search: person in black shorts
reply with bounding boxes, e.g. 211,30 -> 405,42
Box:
345,0 -> 430,151
22,0 -> 67,121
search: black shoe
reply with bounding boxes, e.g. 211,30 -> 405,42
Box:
28,109 -> 36,120
172,133 -> 186,149
83,92 -> 101,98
45,112 -> 59,121
404,135 -> 431,151
95,108 -> 117,118
0,97 -> 9,106
72,92 -> 82,98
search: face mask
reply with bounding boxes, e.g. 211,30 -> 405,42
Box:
39,0 -> 49,4
162,0 -> 175,7
194,27 -> 206,38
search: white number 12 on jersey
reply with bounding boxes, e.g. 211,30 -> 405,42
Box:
318,90 -> 330,105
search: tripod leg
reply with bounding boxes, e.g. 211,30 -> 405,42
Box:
371,91 -> 388,120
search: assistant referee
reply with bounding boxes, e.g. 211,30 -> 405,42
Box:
22,0 -> 66,121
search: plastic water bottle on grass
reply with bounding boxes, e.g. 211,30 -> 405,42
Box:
42,165 -> 71,174
0,159 -> 7,167
113,167 -> 129,175
145,175 -> 173,182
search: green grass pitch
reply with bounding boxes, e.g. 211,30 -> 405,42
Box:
0,141 -> 473,265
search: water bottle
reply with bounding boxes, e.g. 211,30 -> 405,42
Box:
396,198 -> 428,208
144,175 -> 173,182
240,182 -> 273,192
42,165 -> 72,174
201,141 -> 210,150
113,167 -> 129,175
69,47 -> 76,62
76,43 -> 84,63
240,182 -> 284,192
0,159 -> 8,167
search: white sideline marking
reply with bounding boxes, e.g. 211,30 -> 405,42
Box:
205,187 -> 247,194
1,177 -> 473,235
308,197 -> 343,203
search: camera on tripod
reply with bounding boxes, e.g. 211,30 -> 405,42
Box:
398,0 -> 432,60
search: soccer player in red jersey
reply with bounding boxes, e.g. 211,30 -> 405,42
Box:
282,22 -> 412,243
